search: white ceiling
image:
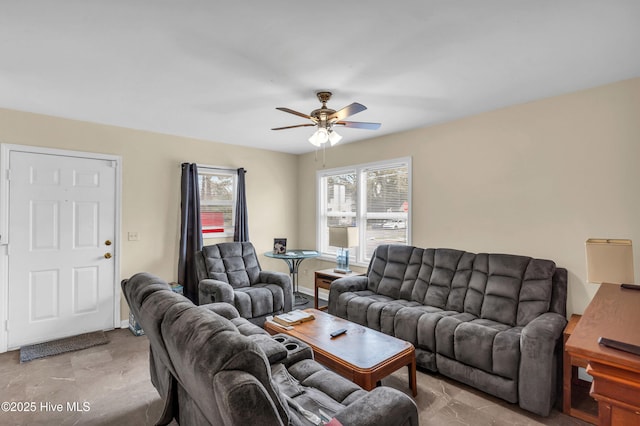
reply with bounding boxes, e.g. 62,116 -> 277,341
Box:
1,1 -> 639,154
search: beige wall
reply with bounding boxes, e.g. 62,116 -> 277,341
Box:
297,78 -> 640,316
0,109 -> 298,320
2,77 -> 638,322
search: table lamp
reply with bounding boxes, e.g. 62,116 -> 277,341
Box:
329,226 -> 359,273
585,238 -> 635,284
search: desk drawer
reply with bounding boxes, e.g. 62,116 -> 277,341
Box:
316,278 -> 334,289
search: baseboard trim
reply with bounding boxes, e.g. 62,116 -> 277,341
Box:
297,286 -> 328,302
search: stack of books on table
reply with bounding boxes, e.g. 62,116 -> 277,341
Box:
273,310 -> 315,326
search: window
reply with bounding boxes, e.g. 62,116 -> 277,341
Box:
317,157 -> 411,264
198,167 -> 237,237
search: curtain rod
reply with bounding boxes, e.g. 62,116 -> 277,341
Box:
182,163 -> 247,173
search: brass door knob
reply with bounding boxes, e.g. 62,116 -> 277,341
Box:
105,240 -> 112,246
104,253 -> 112,259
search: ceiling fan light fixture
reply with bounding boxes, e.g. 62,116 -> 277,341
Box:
329,129 -> 342,146
317,127 -> 329,143
308,130 -> 321,147
309,128 -> 329,146
308,127 -> 329,146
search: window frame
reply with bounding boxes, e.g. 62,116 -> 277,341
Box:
197,165 -> 237,238
316,157 -> 412,266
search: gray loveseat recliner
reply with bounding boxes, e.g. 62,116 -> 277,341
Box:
123,272 -> 418,426
195,242 -> 293,325
328,244 -> 567,417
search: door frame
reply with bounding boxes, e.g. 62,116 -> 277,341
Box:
0,143 -> 122,353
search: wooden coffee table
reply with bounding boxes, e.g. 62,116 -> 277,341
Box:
265,308 -> 417,396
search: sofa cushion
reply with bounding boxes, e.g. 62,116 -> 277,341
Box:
394,305 -> 445,349
287,359 -> 365,405
467,254 -> 556,327
234,283 -> 285,318
411,249 -> 474,310
434,312 -> 477,359
336,290 -> 392,325
453,319 -> 521,380
201,242 -> 261,288
392,306 -> 461,352
516,259 -> 555,326
475,254 -> 527,326
335,290 -> 422,334
367,245 -> 423,299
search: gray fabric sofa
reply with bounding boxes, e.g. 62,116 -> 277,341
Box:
195,242 -> 293,326
123,272 -> 418,426
328,244 -> 567,417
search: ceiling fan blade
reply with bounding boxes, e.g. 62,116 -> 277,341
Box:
336,121 -> 381,130
276,107 -> 313,120
271,123 -> 316,130
328,102 -> 367,121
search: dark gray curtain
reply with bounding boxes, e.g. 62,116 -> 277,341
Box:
234,167 -> 249,242
178,163 -> 203,303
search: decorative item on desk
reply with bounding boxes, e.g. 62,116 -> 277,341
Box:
329,226 -> 358,273
585,238 -> 635,285
273,238 -> 287,254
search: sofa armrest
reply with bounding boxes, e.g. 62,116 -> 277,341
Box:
259,270 -> 293,312
335,387 -> 418,426
271,334 -> 314,367
328,276 -> 369,315
198,279 -> 234,305
518,312 -> 567,416
201,302 -> 240,320
213,370 -> 287,426
247,334 -> 288,364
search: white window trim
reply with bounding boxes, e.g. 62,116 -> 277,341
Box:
316,156 -> 412,267
197,165 -> 237,239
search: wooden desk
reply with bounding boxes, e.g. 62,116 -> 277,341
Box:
565,284 -> 640,425
314,269 -> 362,310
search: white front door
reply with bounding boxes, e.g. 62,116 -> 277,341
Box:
7,151 -> 117,348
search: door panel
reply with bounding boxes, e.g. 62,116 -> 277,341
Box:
31,200 -> 60,250
8,151 -> 116,348
30,269 -> 60,321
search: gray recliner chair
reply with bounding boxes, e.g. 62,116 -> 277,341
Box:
195,242 -> 293,325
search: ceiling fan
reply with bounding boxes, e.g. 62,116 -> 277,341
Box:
272,91 -> 381,147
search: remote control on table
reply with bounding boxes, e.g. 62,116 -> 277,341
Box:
598,337 -> 640,356
330,328 -> 347,338
621,283 -> 640,291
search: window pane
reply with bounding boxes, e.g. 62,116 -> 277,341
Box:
201,205 -> 233,233
199,174 -> 234,202
198,170 -> 236,235
317,158 -> 411,264
325,173 -> 357,227
364,165 -> 409,259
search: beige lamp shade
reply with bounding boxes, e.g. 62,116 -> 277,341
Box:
585,238 -> 635,284
329,227 -> 359,248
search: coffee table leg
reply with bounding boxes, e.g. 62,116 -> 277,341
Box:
353,373 -> 375,391
408,358 -> 417,397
